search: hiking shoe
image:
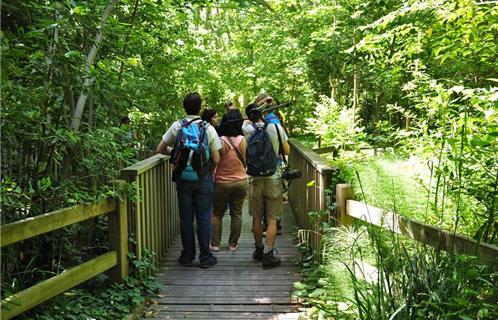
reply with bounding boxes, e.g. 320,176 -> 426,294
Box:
262,249 -> 281,268
178,257 -> 193,267
253,245 -> 264,261
200,256 -> 217,269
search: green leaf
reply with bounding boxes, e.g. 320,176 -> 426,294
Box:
38,161 -> 47,173
308,288 -> 326,297
293,282 -> 307,290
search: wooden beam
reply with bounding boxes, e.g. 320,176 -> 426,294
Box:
346,200 -> 498,264
288,139 -> 336,174
121,154 -> 169,176
313,146 -> 338,155
336,184 -> 354,225
1,251 -> 117,320
107,197 -> 129,282
1,200 -> 116,247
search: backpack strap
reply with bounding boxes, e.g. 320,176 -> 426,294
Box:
181,117 -> 201,127
223,136 -> 246,168
274,123 -> 288,166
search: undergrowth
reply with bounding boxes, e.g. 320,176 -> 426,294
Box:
297,225 -> 498,320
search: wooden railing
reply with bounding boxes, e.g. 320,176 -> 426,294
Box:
287,142 -> 497,266
287,139 -> 336,257
121,154 -> 180,265
336,183 -> 498,266
0,154 -> 180,319
0,199 -> 128,319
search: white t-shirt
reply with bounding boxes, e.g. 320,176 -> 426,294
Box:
242,120 -> 288,180
162,115 -> 222,155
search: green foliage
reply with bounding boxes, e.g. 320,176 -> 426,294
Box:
306,95 -> 365,150
299,225 -> 498,320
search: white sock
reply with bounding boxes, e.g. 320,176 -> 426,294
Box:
264,245 -> 273,253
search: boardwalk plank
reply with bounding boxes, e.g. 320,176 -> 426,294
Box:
149,201 -> 303,319
149,311 -> 296,319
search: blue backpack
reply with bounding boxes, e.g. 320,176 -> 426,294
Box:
246,123 -> 277,177
170,118 -> 211,181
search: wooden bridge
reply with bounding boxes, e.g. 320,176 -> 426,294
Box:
0,139 -> 335,319
148,202 -> 302,319
2,139 -> 496,319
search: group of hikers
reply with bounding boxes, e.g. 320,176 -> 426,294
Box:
155,92 -> 290,269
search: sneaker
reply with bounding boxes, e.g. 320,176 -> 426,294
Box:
253,245 -> 264,261
228,244 -> 238,251
262,249 -> 281,268
200,256 -> 217,269
210,245 -> 220,252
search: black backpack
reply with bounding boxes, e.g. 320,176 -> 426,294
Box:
170,118 -> 211,182
246,123 -> 277,176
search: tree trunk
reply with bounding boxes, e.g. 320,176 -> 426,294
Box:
352,27 -> 359,129
329,74 -> 336,100
405,115 -> 411,130
88,91 -> 94,130
71,0 -> 117,131
352,72 -> 359,129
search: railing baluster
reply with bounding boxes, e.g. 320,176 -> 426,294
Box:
121,154 -> 180,265
287,139 -> 335,262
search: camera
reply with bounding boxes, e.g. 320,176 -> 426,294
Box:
282,168 -> 302,180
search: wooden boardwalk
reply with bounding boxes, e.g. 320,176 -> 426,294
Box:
148,201 -> 303,320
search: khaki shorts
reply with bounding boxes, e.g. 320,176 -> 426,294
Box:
249,179 -> 283,221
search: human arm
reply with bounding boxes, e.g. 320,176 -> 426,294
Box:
156,141 -> 168,154
277,124 -> 290,156
281,140 -> 290,156
155,122 -> 179,154
208,125 -> 222,165
239,138 -> 247,160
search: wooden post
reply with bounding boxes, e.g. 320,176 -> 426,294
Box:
336,183 -> 354,225
107,188 -> 129,283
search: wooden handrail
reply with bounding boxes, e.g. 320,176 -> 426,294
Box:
121,154 -> 169,176
0,198 -> 128,319
289,139 -> 335,174
336,183 -> 498,265
1,201 -> 116,247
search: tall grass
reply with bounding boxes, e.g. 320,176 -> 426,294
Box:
298,135 -> 497,319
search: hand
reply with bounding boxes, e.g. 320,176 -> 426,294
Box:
257,96 -> 273,107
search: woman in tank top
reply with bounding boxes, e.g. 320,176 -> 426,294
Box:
210,109 -> 248,252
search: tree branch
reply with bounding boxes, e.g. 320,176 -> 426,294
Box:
71,0 -> 117,131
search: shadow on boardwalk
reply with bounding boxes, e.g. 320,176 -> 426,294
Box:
146,201 -> 303,320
